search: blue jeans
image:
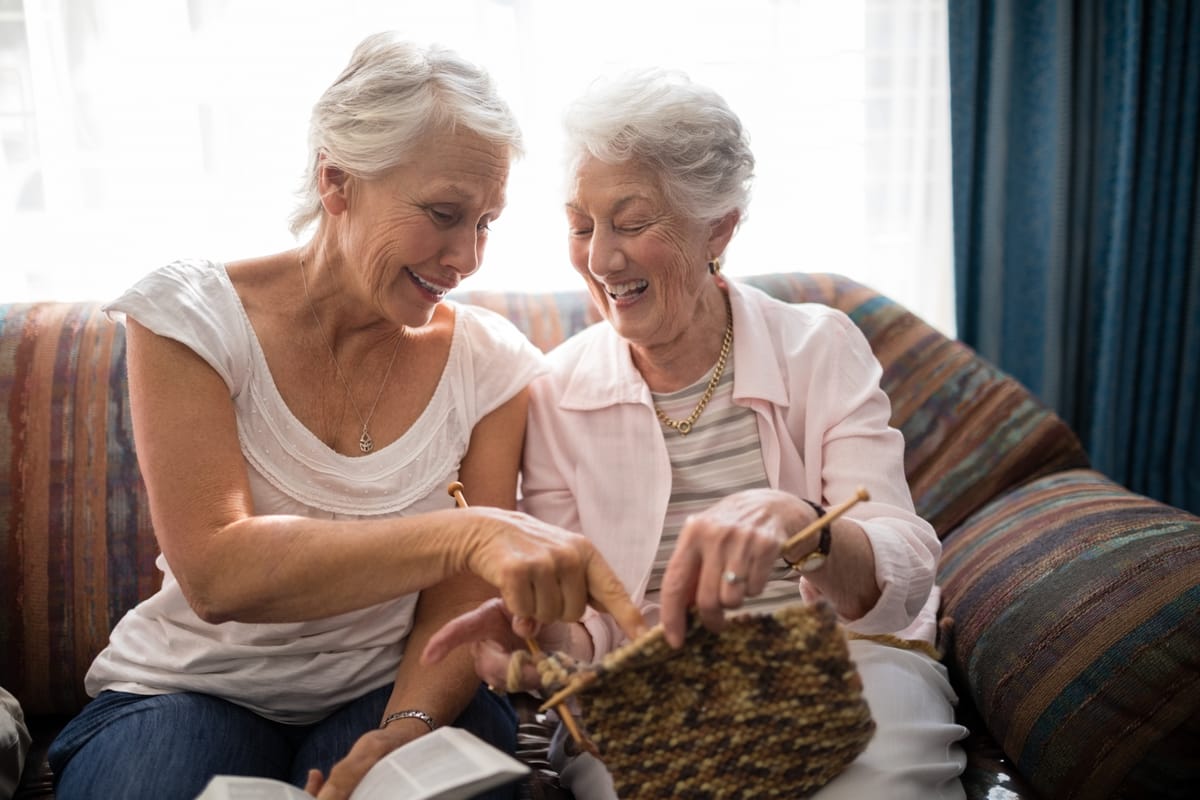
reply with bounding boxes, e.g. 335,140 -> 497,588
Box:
48,683 -> 518,800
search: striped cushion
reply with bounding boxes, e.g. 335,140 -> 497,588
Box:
0,303 -> 158,716
939,468 -> 1200,800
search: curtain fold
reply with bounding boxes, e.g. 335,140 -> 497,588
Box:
950,0 -> 1200,514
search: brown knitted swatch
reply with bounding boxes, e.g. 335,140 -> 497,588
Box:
543,601 -> 875,799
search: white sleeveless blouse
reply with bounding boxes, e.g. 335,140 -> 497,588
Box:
85,259 -> 546,723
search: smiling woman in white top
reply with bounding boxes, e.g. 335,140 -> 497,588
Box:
44,33 -> 642,800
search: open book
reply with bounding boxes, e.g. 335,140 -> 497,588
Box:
195,726 -> 529,800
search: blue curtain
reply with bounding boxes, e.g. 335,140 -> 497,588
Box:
949,0 -> 1200,515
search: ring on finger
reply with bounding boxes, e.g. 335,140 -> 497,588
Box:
722,570 -> 747,585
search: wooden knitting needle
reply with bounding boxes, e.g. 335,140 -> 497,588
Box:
446,481 -> 597,756
537,487 -> 872,710
781,486 -> 870,555
538,670 -> 599,713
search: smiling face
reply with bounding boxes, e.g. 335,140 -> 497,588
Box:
566,156 -> 733,363
323,127 -> 510,328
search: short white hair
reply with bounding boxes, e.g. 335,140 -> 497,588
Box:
563,68 -> 754,226
289,33 -> 523,236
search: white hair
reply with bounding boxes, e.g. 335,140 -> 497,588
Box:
563,68 -> 755,226
289,33 -> 524,236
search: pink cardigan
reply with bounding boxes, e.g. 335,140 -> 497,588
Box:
521,280 -> 941,657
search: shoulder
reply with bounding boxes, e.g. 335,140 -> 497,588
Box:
726,281 -> 882,411
735,280 -> 857,338
447,302 -> 548,422
546,320 -> 612,370
105,258 -> 237,321
120,258 -> 229,299
104,259 -> 250,391
453,302 -> 545,360
731,281 -> 866,369
534,321 -> 614,393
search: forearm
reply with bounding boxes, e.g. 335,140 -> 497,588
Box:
787,519 -> 881,621
768,492 -> 882,621
176,508 -> 479,624
382,575 -> 499,733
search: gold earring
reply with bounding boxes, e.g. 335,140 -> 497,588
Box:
708,257 -> 721,275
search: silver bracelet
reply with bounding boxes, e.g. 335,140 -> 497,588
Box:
380,709 -> 436,731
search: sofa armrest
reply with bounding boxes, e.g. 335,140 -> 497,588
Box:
939,469 -> 1200,800
0,303 -> 159,717
741,273 -> 1092,535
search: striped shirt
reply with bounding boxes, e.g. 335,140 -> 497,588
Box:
648,353 -> 803,614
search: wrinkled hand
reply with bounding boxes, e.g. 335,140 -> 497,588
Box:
464,508 -> 645,640
421,597 -> 581,692
660,489 -> 809,647
303,725 -> 421,799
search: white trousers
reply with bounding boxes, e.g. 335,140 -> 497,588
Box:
550,639 -> 968,800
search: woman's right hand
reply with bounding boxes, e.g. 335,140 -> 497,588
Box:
461,507 -> 646,641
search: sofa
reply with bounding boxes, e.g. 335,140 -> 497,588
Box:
3,272 -> 1197,800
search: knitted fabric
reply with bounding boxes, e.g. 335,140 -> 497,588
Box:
542,601 -> 875,799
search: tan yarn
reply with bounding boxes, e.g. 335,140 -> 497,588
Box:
504,649 -> 533,695
846,630 -> 940,660
536,601 -> 875,799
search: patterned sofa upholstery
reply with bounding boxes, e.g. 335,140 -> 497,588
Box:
3,273 -> 1198,800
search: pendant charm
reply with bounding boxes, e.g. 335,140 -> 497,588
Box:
676,420 -> 692,435
359,430 -> 374,453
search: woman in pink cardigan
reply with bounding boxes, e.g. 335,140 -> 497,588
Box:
427,68 -> 966,799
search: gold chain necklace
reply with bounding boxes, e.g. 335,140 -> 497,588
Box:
654,291 -> 733,436
299,258 -> 402,453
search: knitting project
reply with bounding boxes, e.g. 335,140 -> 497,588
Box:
539,601 -> 875,799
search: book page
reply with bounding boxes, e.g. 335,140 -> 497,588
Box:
195,727 -> 529,800
352,727 -> 529,800
195,775 -> 312,800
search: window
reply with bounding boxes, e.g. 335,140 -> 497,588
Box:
1,0 -> 953,334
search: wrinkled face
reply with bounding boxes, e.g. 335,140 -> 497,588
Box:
565,156 -> 714,348
334,127 -> 509,327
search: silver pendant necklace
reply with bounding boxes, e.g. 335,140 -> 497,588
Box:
299,258 -> 402,453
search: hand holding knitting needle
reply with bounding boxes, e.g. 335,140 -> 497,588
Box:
538,487 -> 871,711
440,482 -> 603,754
658,487 -> 872,648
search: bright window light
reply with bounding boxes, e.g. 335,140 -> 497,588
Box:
1,0 -> 953,334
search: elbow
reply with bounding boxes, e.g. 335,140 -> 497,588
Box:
161,521 -> 254,624
191,597 -> 236,625
171,556 -> 246,624
181,578 -> 239,624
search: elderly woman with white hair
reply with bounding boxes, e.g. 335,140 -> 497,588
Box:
45,33 -> 643,800
426,69 -> 968,799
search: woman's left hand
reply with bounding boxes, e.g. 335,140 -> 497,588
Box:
303,722 -> 427,799
659,489 -> 813,647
